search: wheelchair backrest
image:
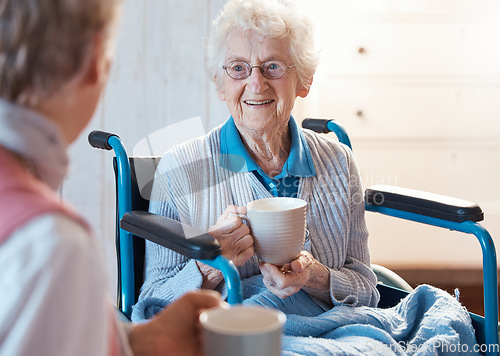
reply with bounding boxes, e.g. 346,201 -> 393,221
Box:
113,156 -> 161,303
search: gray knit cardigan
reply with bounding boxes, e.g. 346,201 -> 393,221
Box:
139,124 -> 380,308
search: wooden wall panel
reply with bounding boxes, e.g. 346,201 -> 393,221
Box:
294,0 -> 500,268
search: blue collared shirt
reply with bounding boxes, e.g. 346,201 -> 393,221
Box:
219,116 -> 316,197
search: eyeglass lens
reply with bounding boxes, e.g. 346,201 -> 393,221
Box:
224,61 -> 289,79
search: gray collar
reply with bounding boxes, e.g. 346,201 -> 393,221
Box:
0,99 -> 69,190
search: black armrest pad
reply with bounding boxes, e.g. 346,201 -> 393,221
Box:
365,185 -> 484,223
120,211 -> 221,259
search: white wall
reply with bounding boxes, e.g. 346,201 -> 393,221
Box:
294,0 -> 500,268
62,0 -> 500,289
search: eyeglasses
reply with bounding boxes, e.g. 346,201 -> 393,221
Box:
222,60 -> 295,80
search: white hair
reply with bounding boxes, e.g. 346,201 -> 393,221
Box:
206,0 -> 320,90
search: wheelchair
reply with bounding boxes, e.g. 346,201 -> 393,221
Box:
88,118 -> 499,355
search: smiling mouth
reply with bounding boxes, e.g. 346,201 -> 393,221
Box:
244,100 -> 274,106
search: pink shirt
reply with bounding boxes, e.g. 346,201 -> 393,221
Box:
0,146 -> 128,355
0,147 -> 88,244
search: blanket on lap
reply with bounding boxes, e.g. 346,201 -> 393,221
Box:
132,276 -> 478,355
279,285 -> 477,355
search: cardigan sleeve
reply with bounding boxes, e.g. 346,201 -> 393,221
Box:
301,131 -> 380,308
327,144 -> 380,307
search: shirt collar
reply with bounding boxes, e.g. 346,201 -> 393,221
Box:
0,99 -> 69,191
219,116 -> 316,177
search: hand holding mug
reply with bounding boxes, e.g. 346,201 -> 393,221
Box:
129,290 -> 222,356
200,305 -> 286,356
260,251 -> 331,303
208,205 -> 254,267
260,251 -> 314,298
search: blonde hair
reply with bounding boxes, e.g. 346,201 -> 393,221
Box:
0,0 -> 122,104
206,0 -> 320,90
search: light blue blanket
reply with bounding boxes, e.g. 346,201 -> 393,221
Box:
132,276 -> 478,355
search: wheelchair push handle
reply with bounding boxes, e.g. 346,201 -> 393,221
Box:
88,130 -> 120,151
302,118 -> 331,133
302,118 -> 353,149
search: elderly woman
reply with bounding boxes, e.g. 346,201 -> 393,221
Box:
0,0 -> 222,355
139,0 -> 379,311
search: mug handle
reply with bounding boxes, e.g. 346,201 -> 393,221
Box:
229,212 -> 248,221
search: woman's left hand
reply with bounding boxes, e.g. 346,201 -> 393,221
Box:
259,251 -> 329,300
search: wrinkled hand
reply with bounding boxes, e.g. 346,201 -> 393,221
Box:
129,290 -> 223,356
208,205 -> 254,267
260,251 -> 330,301
260,251 -> 314,298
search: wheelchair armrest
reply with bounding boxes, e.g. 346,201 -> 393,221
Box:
120,211 -> 222,260
365,185 -> 484,223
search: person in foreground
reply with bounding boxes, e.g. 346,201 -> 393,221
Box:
138,0 -> 380,311
0,0 -> 221,355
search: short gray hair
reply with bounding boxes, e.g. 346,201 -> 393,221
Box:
206,0 -> 320,91
0,0 -> 122,104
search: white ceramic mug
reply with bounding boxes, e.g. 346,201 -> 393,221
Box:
199,305 -> 286,356
237,197 -> 307,265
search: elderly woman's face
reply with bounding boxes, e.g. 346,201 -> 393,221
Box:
218,30 -> 309,135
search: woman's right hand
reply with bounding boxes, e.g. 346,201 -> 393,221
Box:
129,290 -> 223,356
208,205 -> 254,267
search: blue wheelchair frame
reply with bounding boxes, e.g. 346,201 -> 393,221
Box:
108,134 -> 242,308
88,131 -> 244,317
90,121 -> 499,354
303,118 -> 499,354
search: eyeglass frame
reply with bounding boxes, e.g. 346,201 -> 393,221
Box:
222,60 -> 296,80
